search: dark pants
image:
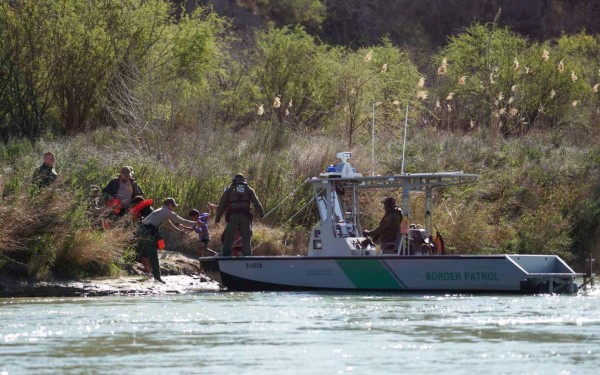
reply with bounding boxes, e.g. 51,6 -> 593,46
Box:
136,224 -> 161,280
222,213 -> 252,256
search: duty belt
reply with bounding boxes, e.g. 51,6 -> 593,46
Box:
143,223 -> 159,234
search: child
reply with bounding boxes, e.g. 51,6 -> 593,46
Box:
189,209 -> 212,257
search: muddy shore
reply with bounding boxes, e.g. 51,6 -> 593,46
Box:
0,251 -> 221,298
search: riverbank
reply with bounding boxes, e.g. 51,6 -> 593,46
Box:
0,251 -> 220,298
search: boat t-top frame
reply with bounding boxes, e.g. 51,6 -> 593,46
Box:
307,152 -> 479,256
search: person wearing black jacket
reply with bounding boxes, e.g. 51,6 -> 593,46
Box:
102,166 -> 144,214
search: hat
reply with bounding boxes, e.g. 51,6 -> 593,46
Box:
233,173 -> 245,182
164,197 -> 178,207
382,197 -> 397,207
120,166 -> 133,177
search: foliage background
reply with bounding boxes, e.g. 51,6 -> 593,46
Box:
1,0 -> 600,279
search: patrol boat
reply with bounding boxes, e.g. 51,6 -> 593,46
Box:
200,152 -> 582,294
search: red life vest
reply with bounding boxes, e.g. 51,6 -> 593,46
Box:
106,198 -> 123,215
130,199 -> 153,217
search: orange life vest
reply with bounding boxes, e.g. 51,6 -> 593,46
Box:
106,198 -> 123,215
130,199 -> 153,217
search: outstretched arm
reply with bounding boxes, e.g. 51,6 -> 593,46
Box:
249,188 -> 265,218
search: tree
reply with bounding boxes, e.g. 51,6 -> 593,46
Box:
332,41 -> 422,147
250,26 -> 339,130
0,1 -> 57,141
432,23 -> 593,135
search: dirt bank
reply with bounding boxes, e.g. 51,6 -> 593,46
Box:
0,251 -> 221,298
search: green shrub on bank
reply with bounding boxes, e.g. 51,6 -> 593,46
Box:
430,23 -> 600,136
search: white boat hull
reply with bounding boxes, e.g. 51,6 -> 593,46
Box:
200,254 -> 581,294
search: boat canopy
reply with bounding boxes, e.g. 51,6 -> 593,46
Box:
307,152 -> 479,239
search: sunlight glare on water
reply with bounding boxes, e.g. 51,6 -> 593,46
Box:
1,290 -> 600,374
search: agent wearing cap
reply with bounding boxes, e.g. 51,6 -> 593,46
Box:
363,197 -> 403,254
215,173 -> 265,256
32,152 -> 58,188
101,166 -> 144,212
138,198 -> 197,282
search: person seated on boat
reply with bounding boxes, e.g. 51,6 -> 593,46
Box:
362,197 -> 403,254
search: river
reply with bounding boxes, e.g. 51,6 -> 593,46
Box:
1,289 -> 599,374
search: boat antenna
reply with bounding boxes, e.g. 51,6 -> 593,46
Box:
401,103 -> 410,175
371,102 -> 376,176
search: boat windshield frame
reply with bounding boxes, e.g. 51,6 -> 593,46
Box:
307,171 -> 479,237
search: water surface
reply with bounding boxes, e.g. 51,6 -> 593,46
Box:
2,290 -> 599,374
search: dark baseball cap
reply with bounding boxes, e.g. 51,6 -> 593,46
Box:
164,197 -> 178,207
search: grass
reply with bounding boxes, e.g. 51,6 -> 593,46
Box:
1,122 -> 599,280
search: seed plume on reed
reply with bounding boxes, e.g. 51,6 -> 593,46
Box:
437,57 -> 447,75
570,71 -> 578,82
558,60 -> 564,73
458,76 -> 466,85
542,49 -> 550,61
513,58 -> 520,71
416,90 -> 428,100
257,104 -> 264,115
273,96 -> 281,108
418,77 -> 425,88
593,84 -> 599,93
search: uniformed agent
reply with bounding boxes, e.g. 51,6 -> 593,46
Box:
215,174 -> 265,256
139,197 -> 196,282
32,152 -> 58,188
363,197 -> 403,254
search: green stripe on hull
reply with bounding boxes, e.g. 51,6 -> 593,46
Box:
336,259 -> 404,289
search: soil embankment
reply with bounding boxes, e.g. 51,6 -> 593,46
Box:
0,251 -> 220,298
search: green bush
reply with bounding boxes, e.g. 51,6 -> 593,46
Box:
431,23 -> 597,136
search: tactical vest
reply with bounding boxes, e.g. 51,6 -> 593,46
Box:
227,183 -> 251,214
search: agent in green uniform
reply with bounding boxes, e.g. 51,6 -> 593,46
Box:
215,174 -> 265,256
32,152 -> 58,188
138,197 -> 196,282
363,197 -> 403,254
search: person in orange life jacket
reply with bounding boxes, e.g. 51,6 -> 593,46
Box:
138,198 -> 196,283
363,197 -> 403,253
215,174 -> 265,256
102,166 -> 144,216
32,152 -> 58,188
130,196 -> 155,221
130,196 -> 155,276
